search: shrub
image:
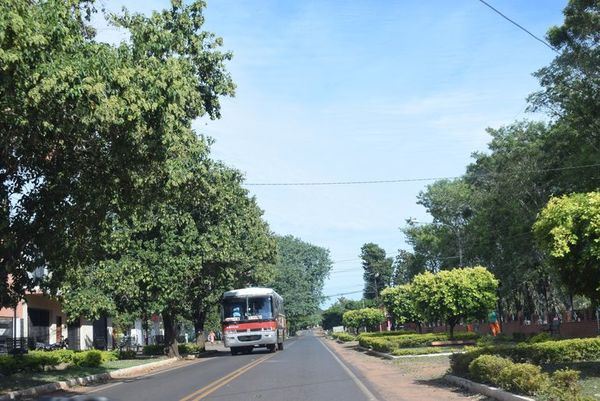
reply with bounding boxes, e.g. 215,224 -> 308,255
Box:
469,355 -> 513,384
360,332 -> 479,353
511,332 -> 528,342
450,352 -> 478,376
497,363 -> 547,395
117,349 -> 137,360
0,355 -> 19,376
357,330 -> 416,339
178,343 -> 202,355
391,347 -> 460,356
528,332 -> 553,343
539,369 -> 596,401
100,350 -> 118,363
73,350 -> 102,367
451,337 -> 600,371
331,332 -> 356,342
143,344 -> 165,356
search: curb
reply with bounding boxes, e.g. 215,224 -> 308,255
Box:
0,357 -> 181,400
444,374 -> 535,401
355,345 -> 398,360
355,345 -> 460,360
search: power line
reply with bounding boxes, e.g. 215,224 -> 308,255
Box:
322,290 -> 363,299
244,163 -> 600,187
476,0 -> 558,53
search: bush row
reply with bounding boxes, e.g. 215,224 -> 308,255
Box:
467,354 -> 593,400
450,337 -> 600,375
359,332 -> 479,353
0,350 -> 116,376
141,343 -> 203,356
331,332 -> 356,342
356,330 -> 416,339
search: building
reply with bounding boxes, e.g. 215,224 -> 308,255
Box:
0,290 -> 113,352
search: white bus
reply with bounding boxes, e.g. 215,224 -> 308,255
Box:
221,287 -> 286,355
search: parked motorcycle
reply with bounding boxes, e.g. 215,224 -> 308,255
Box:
36,339 -> 69,351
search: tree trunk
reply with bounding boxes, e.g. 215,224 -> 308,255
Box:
162,312 -> 180,358
417,322 -> 422,334
193,310 -> 207,351
448,318 -> 457,338
142,311 -> 149,346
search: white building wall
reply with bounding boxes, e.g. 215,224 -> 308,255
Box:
107,318 -> 113,349
130,319 -> 143,345
80,319 -> 94,350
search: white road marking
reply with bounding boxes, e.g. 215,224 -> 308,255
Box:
318,338 -> 379,401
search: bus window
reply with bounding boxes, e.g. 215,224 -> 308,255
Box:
247,297 -> 272,319
223,298 -> 246,321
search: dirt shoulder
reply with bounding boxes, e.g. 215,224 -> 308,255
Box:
323,338 -> 491,401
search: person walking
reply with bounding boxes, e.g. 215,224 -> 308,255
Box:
488,310 -> 501,336
208,330 -> 215,344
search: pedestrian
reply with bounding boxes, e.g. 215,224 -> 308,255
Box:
208,330 -> 215,344
488,310 -> 501,336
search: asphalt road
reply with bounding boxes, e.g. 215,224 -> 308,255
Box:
37,332 -> 381,401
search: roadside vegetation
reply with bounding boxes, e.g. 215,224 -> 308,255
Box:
0,349 -> 166,393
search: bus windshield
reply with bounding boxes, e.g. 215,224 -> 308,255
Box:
223,296 -> 273,321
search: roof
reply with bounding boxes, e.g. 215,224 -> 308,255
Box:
223,287 -> 281,299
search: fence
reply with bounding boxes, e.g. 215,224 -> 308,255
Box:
0,336 -> 33,354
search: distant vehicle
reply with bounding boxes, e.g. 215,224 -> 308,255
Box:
221,287 -> 286,355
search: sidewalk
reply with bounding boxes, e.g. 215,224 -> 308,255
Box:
323,338 -> 491,401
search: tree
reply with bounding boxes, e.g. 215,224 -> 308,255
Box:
529,0 -> 600,182
0,0 -> 235,308
380,285 -> 422,332
464,121 -> 563,320
534,192 -> 600,303
416,179 -> 474,267
268,235 -> 333,333
342,308 -> 385,333
411,267 -> 498,337
321,297 -> 363,330
360,243 -> 393,300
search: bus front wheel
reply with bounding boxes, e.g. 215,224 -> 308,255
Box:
230,347 -> 240,356
267,344 -> 276,352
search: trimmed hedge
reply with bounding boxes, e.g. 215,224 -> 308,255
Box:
331,332 -> 356,342
468,355 -> 546,396
143,344 -> 165,356
359,332 -> 479,353
117,349 -> 137,360
450,337 -> 600,373
391,346 -> 460,356
468,354 -> 513,384
178,343 -> 202,355
0,349 -> 115,376
356,330 -> 416,339
498,363 -> 546,395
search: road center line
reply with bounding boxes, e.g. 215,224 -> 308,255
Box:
318,338 -> 379,401
178,353 -> 276,401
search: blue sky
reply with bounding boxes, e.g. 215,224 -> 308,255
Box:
95,0 -> 566,305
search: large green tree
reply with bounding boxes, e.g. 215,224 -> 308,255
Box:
411,267 -> 498,337
360,243 -> 393,300
0,0 -> 235,308
268,235 -> 332,333
529,0 -> 600,186
342,308 -> 385,333
534,192 -> 600,303
380,285 -> 422,332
